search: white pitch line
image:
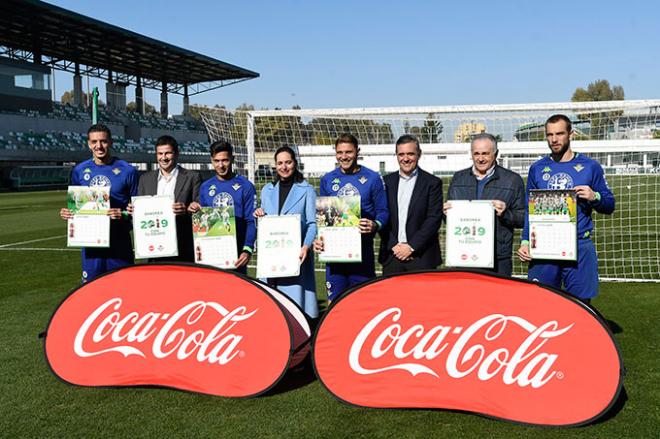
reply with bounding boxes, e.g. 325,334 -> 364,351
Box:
0,235 -> 65,248
0,247 -> 77,252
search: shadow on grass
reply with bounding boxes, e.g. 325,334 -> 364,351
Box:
605,319 -> 624,334
262,308 -> 324,397
262,355 -> 317,396
589,385 -> 628,425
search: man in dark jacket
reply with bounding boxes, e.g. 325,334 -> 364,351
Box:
443,133 -> 524,276
129,135 -> 201,262
378,135 -> 444,274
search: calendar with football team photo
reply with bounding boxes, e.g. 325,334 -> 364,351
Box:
66,185 -> 110,248
316,196 -> 361,263
528,189 -> 577,261
191,206 -> 238,269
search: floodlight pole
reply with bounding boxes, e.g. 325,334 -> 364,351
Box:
92,87 -> 99,123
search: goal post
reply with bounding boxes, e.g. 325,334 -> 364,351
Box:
201,99 -> 660,282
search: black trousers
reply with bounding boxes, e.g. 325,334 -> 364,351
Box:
382,256 -> 438,276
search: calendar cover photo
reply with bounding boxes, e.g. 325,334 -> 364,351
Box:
191,206 -> 238,269
528,189 -> 577,261
316,196 -> 362,263
67,185 -> 110,214
66,185 -> 111,248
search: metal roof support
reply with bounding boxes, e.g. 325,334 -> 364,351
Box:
135,76 -> 144,115
106,69 -> 114,109
73,63 -> 83,107
183,83 -> 189,117
160,81 -> 168,118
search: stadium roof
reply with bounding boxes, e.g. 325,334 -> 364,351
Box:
0,0 -> 259,95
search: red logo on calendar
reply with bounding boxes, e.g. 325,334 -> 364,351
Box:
461,254 -> 468,260
44,265 -> 297,397
314,271 -> 623,426
149,245 -> 154,252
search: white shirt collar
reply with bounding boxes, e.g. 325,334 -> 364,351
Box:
471,164 -> 496,181
158,165 -> 179,182
399,167 -> 419,181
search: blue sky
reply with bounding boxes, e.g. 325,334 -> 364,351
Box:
48,0 -> 660,115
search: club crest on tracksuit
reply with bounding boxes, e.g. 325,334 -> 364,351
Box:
213,192 -> 234,208
337,183 -> 359,197
90,175 -> 111,187
547,172 -> 574,190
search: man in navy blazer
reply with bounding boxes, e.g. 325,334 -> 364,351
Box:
133,135 -> 201,262
378,135 -> 444,274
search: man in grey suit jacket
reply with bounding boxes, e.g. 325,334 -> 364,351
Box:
132,135 -> 201,262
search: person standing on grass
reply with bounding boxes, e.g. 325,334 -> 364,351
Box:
313,133 -> 389,303
188,140 -> 256,274
254,146 -> 318,318
59,123 -> 138,283
517,114 -> 615,304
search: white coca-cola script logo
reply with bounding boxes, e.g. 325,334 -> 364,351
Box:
349,308 -> 573,388
74,298 -> 258,365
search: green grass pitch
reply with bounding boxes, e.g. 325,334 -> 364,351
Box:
1,190 -> 658,437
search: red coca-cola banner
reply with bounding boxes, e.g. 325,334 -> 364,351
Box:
313,271 -> 623,426
44,264 -> 310,397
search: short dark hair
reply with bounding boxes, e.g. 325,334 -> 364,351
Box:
155,135 -> 179,154
87,123 -> 112,139
335,133 -> 359,150
395,134 -> 421,153
470,132 -> 498,154
209,140 -> 233,157
273,146 -> 304,184
545,114 -> 572,133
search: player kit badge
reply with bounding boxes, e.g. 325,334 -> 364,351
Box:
232,183 -> 241,191
358,176 -> 367,184
112,168 -> 121,175
573,164 -> 584,172
208,184 -> 216,197
543,173 -> 551,181
332,184 -> 340,191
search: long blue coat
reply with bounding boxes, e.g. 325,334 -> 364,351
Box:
260,180 -> 318,318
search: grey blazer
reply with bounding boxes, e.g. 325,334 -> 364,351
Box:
138,166 -> 201,262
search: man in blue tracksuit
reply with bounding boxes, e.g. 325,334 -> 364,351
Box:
314,133 -> 389,302
517,114 -> 615,303
444,133 -> 525,276
188,140 -> 256,274
60,124 -> 139,282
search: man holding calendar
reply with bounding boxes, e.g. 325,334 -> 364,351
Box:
444,133 -> 525,276
59,124 -> 138,282
313,133 -> 389,302
188,140 -> 257,274
517,114 -> 615,303
128,135 -> 201,262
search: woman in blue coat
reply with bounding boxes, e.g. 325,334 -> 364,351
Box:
254,146 -> 318,318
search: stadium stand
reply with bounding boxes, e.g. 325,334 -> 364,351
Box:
0,130 -> 208,155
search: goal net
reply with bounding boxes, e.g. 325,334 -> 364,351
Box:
201,100 -> 660,282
